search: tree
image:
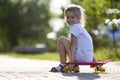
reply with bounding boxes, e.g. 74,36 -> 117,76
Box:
0,0 -> 51,51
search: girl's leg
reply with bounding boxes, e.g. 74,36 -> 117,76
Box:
50,36 -> 71,72
57,36 -> 71,63
50,36 -> 79,72
57,37 -> 79,73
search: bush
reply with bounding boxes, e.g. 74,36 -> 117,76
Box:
46,39 -> 58,52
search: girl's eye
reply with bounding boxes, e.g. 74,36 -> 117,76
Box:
67,16 -> 74,19
67,17 -> 69,19
72,17 -> 74,19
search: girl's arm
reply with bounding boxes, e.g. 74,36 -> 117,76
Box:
70,34 -> 77,62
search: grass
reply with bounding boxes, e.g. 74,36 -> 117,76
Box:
0,52 -> 60,61
94,47 -> 120,61
0,47 -> 120,61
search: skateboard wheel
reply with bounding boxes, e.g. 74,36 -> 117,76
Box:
94,67 -> 98,73
94,66 -> 101,73
94,67 -> 106,73
100,67 -> 106,73
61,64 -> 73,73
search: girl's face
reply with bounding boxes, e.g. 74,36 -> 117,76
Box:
65,11 -> 80,26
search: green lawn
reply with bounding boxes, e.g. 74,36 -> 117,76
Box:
0,47 -> 120,61
0,52 -> 60,61
94,47 -> 120,61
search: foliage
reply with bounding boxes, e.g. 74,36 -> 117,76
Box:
46,39 -> 58,52
57,25 -> 69,38
0,0 -> 51,51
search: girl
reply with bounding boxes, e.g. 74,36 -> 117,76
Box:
50,4 -> 96,72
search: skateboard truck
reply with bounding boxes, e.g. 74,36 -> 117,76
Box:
61,64 -> 78,73
94,65 -> 106,73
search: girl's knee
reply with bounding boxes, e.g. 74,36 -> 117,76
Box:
57,36 -> 66,42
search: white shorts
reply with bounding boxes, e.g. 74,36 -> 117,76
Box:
75,50 -> 93,62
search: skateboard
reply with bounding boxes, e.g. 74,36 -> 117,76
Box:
62,60 -> 109,73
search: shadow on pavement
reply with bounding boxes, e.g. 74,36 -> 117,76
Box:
62,72 -> 100,80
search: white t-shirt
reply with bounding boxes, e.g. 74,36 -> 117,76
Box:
70,23 -> 93,62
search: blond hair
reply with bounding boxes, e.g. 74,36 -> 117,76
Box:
64,4 -> 85,27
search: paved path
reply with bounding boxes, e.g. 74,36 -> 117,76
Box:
0,56 -> 120,80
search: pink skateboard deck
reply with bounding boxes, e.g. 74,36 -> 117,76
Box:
64,60 -> 109,65
62,60 -> 109,73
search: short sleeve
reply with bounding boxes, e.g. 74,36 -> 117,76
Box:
70,24 -> 82,37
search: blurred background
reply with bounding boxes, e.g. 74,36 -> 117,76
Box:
0,0 -> 120,61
